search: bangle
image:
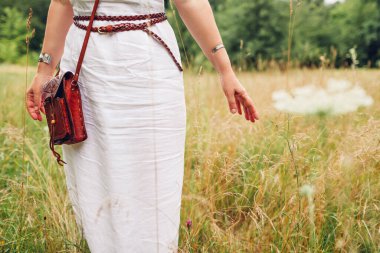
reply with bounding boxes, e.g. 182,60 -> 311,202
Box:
211,43 -> 225,54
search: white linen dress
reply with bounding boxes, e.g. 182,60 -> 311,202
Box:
59,0 -> 186,252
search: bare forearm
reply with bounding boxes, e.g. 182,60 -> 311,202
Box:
37,0 -> 74,76
173,0 -> 233,75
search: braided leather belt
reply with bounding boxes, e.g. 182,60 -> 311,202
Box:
73,12 -> 183,72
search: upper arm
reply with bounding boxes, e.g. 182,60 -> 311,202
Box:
51,0 -> 73,10
171,0 -> 192,9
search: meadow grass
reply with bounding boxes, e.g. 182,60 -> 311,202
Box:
0,64 -> 379,252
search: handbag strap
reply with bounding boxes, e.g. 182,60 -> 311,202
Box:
47,1 -> 100,166
72,0 -> 100,85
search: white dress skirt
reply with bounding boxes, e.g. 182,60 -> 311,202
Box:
59,0 -> 186,252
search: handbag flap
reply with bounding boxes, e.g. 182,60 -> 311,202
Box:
41,71 -> 73,102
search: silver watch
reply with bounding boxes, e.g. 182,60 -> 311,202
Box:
38,52 -> 52,64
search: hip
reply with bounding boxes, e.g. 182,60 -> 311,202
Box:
62,18 -> 182,71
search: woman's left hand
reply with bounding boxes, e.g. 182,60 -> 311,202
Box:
219,70 -> 259,123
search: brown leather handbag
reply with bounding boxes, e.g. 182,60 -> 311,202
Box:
41,0 -> 100,166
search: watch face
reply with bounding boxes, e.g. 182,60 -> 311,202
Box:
39,53 -> 51,64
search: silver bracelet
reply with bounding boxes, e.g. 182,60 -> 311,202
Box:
211,43 -> 225,54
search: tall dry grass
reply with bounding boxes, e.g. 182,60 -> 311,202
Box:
0,64 -> 379,252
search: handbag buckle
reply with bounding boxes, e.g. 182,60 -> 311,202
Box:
71,79 -> 78,88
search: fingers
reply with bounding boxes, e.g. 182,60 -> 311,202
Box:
26,88 -> 42,121
26,89 -> 38,120
235,90 -> 259,123
40,105 -> 46,115
234,94 -> 242,115
243,102 -> 250,120
249,103 -> 259,120
226,91 -> 238,114
242,96 -> 257,122
40,96 -> 46,115
222,73 -> 259,123
247,104 -> 256,123
236,89 -> 251,121
33,87 -> 43,121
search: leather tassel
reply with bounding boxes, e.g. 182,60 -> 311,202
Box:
49,109 -> 67,166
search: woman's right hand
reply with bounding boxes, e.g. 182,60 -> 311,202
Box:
26,73 -> 53,121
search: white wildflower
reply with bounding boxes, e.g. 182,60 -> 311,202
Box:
272,78 -> 373,116
300,184 -> 315,197
326,78 -> 351,92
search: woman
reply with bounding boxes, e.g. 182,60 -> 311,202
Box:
26,0 -> 259,251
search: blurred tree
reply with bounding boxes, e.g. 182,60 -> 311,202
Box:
0,0 -> 379,69
330,0 -> 380,67
0,0 -> 48,51
292,0 -> 336,67
0,7 -> 29,63
216,0 -> 288,70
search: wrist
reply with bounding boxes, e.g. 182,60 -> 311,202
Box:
218,66 -> 234,77
37,62 -> 55,76
210,49 -> 234,76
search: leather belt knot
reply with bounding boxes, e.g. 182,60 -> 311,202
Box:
73,12 -> 183,72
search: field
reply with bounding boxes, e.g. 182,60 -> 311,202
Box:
0,64 -> 379,252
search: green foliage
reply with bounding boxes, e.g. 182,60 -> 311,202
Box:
292,0 -> 380,68
0,0 -> 48,51
0,7 -> 28,63
292,1 -> 337,67
0,0 -> 379,69
217,0 -> 288,70
330,0 -> 380,67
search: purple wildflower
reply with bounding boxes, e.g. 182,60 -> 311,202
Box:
186,219 -> 192,229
